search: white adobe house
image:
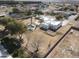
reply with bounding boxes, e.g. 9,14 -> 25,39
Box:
50,21 -> 62,31
35,15 -> 62,31
40,21 -> 62,31
40,21 -> 50,30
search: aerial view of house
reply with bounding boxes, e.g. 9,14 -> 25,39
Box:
0,0 -> 79,58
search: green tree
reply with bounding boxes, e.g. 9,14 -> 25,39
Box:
26,10 -> 32,16
55,14 -> 64,21
12,7 -> 20,13
0,17 -> 16,26
34,10 -> 43,15
12,48 -> 31,58
5,21 -> 26,42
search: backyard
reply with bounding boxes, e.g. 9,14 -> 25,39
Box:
47,28 -> 79,58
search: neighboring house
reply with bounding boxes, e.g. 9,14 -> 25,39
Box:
38,15 -> 62,31
38,15 -> 56,22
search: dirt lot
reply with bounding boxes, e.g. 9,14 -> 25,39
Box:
19,17 -> 76,57
0,13 -> 77,57
47,29 -> 79,58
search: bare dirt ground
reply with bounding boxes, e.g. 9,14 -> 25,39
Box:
19,17 -> 76,57
47,29 -> 79,58
0,12 -> 76,57
0,5 -> 79,58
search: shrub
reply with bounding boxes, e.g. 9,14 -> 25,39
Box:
12,48 -> 31,58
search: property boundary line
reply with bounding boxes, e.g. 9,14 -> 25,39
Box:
44,26 -> 79,58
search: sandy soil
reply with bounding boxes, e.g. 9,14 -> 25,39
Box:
19,17 -> 76,57
47,29 -> 79,58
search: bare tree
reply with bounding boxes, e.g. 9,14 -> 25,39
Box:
30,39 -> 43,58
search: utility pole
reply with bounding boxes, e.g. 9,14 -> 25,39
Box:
30,9 -> 35,25
31,16 -> 32,25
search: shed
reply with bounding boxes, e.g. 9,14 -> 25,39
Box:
50,21 -> 62,31
40,21 -> 62,31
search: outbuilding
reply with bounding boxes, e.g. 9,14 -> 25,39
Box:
40,20 -> 62,31
50,21 -> 62,31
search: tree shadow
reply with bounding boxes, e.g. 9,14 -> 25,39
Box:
1,37 -> 21,54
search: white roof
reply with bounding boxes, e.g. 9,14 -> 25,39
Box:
50,18 -> 55,21
50,21 -> 61,25
0,12 -> 6,17
44,17 -> 49,21
42,20 -> 62,26
40,15 -> 55,21
44,21 -> 51,24
40,15 -> 62,26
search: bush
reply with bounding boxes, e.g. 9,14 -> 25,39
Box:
0,17 -> 16,26
55,14 -> 64,20
12,7 -> 20,13
12,48 -> 31,58
34,10 -> 43,15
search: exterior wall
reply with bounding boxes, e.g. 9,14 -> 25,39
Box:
50,22 -> 62,30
